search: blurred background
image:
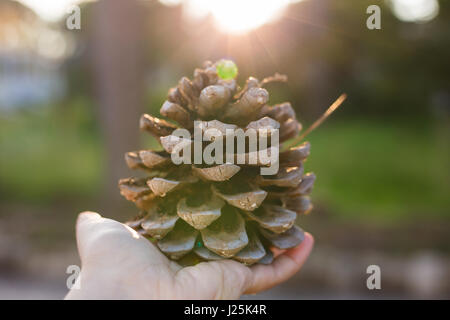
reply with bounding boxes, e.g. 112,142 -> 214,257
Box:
0,0 -> 449,299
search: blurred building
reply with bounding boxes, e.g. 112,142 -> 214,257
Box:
0,0 -> 66,110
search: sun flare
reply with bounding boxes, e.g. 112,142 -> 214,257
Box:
174,0 -> 299,34
208,0 -> 292,34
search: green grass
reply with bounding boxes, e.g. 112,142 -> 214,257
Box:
304,118 -> 450,223
1,104 -> 449,223
0,100 -> 103,203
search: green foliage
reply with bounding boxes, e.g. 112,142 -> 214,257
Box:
0,99 -> 102,203
305,118 -> 450,223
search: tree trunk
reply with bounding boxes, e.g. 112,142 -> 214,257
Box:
91,0 -> 145,218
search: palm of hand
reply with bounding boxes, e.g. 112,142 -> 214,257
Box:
66,212 -> 313,300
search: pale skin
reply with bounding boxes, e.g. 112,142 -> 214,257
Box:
65,211 -> 314,299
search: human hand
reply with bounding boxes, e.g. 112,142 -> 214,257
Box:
65,211 -> 314,300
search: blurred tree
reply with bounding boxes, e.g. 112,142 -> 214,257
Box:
90,0 -> 146,216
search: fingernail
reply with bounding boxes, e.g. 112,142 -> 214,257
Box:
77,211 -> 101,223
304,232 -> 315,246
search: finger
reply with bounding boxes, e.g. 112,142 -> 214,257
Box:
245,232 -> 314,294
75,211 -> 166,267
175,259 -> 254,299
75,211 -> 103,262
270,247 -> 286,258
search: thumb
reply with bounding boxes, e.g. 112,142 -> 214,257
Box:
75,211 -> 166,267
75,211 -> 109,264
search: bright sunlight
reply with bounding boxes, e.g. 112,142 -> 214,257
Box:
15,0 -> 85,21
388,0 -> 439,23
162,0 -> 302,34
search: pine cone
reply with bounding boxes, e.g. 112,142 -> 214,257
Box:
119,60 -> 315,266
